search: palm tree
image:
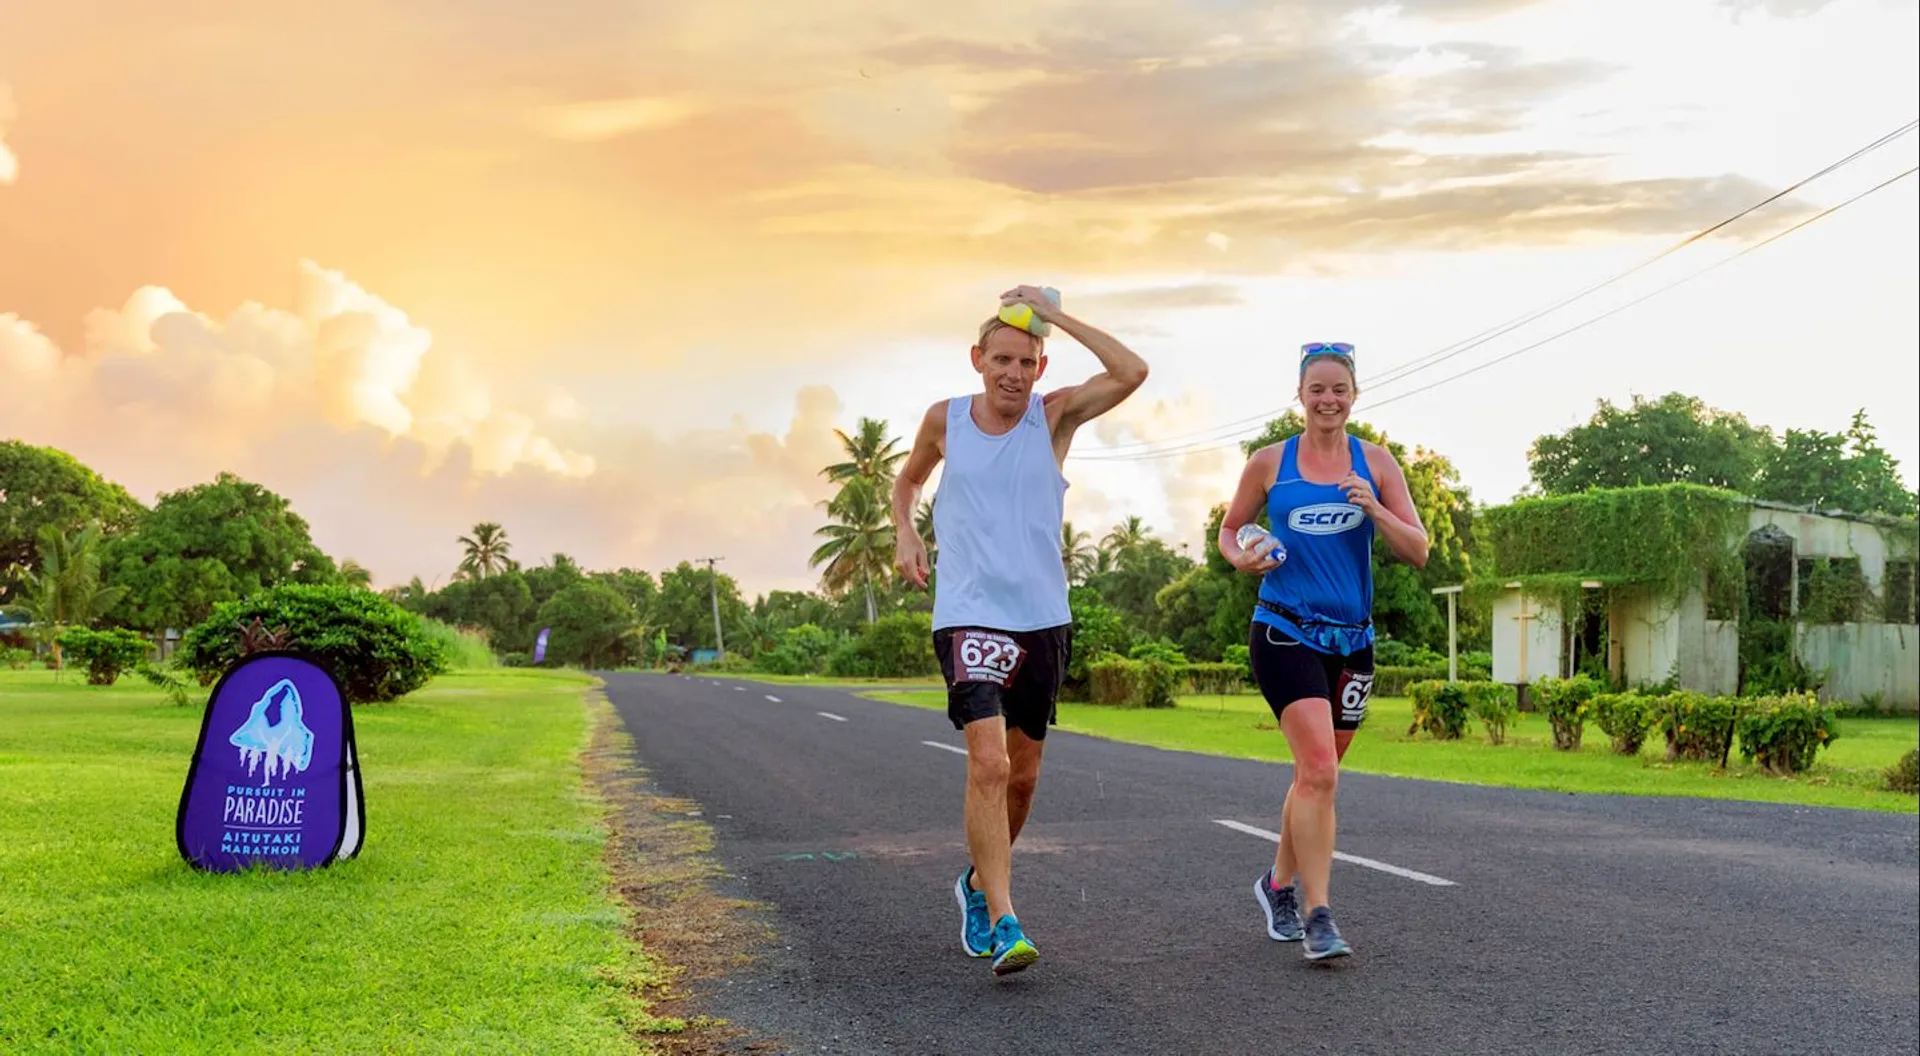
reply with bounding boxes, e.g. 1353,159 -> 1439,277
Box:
823,417 -> 907,490
340,559 -> 373,590
1061,521 -> 1096,585
457,522 -> 512,580
1103,515 -> 1150,568
809,477 -> 895,624
2,523 -> 126,669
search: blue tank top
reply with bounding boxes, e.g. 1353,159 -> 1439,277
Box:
1251,434 -> 1377,656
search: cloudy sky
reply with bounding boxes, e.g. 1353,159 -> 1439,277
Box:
3,0 -> 1915,595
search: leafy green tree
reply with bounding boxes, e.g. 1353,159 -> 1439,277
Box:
421,570 -> 538,653
0,442 -> 145,603
103,473 -> 337,632
1526,392 -> 1772,496
654,561 -> 751,652
534,580 -> 642,669
1758,411 -> 1917,516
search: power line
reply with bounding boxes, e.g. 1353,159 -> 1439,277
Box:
1074,118 -> 1918,458
1072,163 -> 1917,463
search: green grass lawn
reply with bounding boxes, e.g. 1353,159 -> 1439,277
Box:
865,687 -> 1920,813
0,666 -> 663,1055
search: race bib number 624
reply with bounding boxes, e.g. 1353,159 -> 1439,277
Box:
953,630 -> 1027,687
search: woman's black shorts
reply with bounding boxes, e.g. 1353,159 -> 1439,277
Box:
1248,621 -> 1375,731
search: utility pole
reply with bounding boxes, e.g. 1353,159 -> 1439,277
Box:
697,556 -> 725,660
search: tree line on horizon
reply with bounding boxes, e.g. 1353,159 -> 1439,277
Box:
3,391 -> 1913,675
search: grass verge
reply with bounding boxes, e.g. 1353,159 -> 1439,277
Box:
864,687 -> 1920,813
580,684 -> 786,1055
0,666 -> 667,1054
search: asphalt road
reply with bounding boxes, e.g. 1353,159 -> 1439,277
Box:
601,672 -> 1920,1056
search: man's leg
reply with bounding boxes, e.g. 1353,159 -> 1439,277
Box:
1005,727 -> 1045,844
968,724 -> 1043,903
962,716 -> 1016,924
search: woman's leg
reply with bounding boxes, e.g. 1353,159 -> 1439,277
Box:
1278,698 -> 1340,912
1273,723 -> 1354,883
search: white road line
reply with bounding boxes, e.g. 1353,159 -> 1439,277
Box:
766,695 -> 783,703
734,686 -> 745,692
1212,819 -> 1457,887
921,740 -> 968,756
817,711 -> 847,722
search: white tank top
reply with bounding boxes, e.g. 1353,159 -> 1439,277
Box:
931,393 -> 1073,632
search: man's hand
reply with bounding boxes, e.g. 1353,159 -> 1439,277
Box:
895,531 -> 931,589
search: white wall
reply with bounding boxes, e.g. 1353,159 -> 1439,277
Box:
1797,623 -> 1919,711
1491,588 -> 1565,684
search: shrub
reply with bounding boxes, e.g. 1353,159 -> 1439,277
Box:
1735,693 -> 1840,775
826,612 -> 937,680
1885,748 -> 1918,794
1140,659 -> 1179,709
1221,643 -> 1251,674
1463,681 -> 1518,745
1086,656 -> 1178,708
415,618 -> 497,669
56,627 -> 152,685
1179,662 -> 1245,696
1658,690 -> 1738,763
753,623 -> 838,676
1128,639 -> 1187,665
1593,692 -> 1659,755
176,583 -> 451,705
2,646 -> 31,670
1407,680 -> 1469,740
1089,657 -> 1144,707
1532,674 -> 1601,751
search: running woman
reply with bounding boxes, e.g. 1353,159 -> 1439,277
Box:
1216,341 -> 1428,961
892,285 -> 1149,976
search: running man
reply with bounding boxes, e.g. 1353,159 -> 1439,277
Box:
1217,341 -> 1428,961
892,285 -> 1149,976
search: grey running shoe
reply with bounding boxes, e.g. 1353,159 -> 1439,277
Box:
1303,905 -> 1351,961
1253,868 -> 1304,942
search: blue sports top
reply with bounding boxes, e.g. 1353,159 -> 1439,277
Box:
1251,434 -> 1377,656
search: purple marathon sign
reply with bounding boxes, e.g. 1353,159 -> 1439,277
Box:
176,651 -> 364,872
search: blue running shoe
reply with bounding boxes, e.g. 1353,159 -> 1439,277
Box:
1253,867 -> 1303,942
954,866 -> 991,957
1303,905 -> 1351,961
989,914 -> 1038,976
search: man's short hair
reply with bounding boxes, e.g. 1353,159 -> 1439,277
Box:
976,316 -> 1043,351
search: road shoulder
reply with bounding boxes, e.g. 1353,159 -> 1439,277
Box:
582,681 -> 788,1055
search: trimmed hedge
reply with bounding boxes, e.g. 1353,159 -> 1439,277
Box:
1087,656 -> 1178,708
176,583 -> 450,704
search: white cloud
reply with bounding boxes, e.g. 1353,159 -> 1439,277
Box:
0,81 -> 17,184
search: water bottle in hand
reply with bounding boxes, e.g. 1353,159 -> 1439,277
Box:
1236,523 -> 1286,567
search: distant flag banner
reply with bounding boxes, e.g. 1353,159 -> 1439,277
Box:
176,651 -> 364,872
533,627 -> 551,664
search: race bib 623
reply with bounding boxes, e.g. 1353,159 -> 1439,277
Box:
952,630 -> 1027,687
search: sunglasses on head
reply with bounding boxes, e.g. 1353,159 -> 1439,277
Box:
1299,342 -> 1355,360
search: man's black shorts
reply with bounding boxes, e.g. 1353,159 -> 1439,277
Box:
1248,621 -> 1375,731
932,623 -> 1073,741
